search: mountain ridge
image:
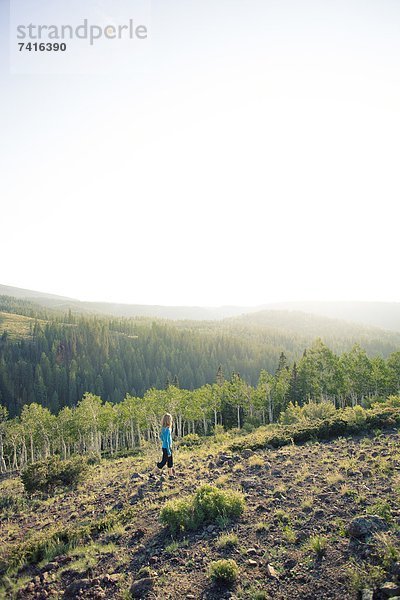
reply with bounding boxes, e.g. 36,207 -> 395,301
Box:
1,284 -> 399,331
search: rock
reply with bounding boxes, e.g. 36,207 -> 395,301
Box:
361,590 -> 374,600
241,479 -> 256,490
130,577 -> 155,598
217,454 -> 234,466
273,490 -> 285,499
266,564 -> 279,579
348,516 -> 388,539
284,558 -> 297,571
242,449 -> 254,459
248,559 -> 258,566
381,582 -> 400,597
42,562 -> 58,573
102,574 -> 121,583
149,556 -> 158,564
64,578 -> 92,598
247,548 -> 258,555
392,563 -> 400,578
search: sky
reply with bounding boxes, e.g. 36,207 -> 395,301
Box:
1,0 -> 400,306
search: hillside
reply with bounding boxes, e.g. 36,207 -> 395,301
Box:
1,420 -> 400,599
0,312 -> 37,341
229,309 -> 400,342
2,285 -> 400,331
262,302 -> 400,333
1,295 -> 400,418
0,285 -> 249,320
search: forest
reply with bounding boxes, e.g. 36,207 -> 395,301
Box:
1,295 -> 400,419
0,331 -> 399,473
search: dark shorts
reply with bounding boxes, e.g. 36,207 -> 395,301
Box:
157,448 -> 173,469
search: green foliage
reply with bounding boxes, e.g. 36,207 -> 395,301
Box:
341,405 -> 367,425
367,501 -> 392,523
242,422 -> 256,433
279,402 -> 303,425
1,298 -> 400,475
0,504 -> 136,576
374,533 -> 400,568
21,455 -> 88,494
86,451 -> 102,465
280,400 -> 336,424
307,535 -> 328,557
207,559 -> 239,585
212,424 -> 225,436
381,395 -> 400,407
159,485 -> 245,534
215,532 -> 239,549
347,562 -> 386,592
179,433 -> 202,447
230,403 -> 400,452
0,494 -> 27,514
159,497 -> 198,534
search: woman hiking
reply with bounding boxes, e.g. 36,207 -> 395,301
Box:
156,413 -> 176,478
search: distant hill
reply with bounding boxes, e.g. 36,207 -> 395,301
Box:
0,284 -> 76,304
1,293 -> 400,417
1,285 -> 399,331
262,301 -> 400,332
229,309 -> 397,339
0,284 -> 249,320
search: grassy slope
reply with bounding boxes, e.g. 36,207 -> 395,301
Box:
0,312 -> 39,341
1,426 -> 400,599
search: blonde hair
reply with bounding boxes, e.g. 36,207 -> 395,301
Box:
161,413 -> 172,428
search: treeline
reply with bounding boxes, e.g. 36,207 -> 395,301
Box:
0,339 -> 399,473
1,296 -> 400,418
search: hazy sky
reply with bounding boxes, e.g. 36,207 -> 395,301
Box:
1,0 -> 400,306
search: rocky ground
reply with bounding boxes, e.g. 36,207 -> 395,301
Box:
1,429 -> 400,600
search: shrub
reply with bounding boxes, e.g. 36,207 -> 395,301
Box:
383,395 -> 400,408
279,402 -> 303,424
230,403 -> 400,453
342,405 -> 367,426
212,424 -> 225,436
159,497 -> 198,533
86,451 -> 102,465
302,401 -> 336,421
0,494 -> 27,513
159,485 -> 245,534
216,532 -> 239,549
280,401 -> 336,424
193,484 -> 245,522
179,433 -> 202,447
367,501 -> 392,523
21,455 -> 88,494
308,534 -> 328,557
208,559 -> 239,585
